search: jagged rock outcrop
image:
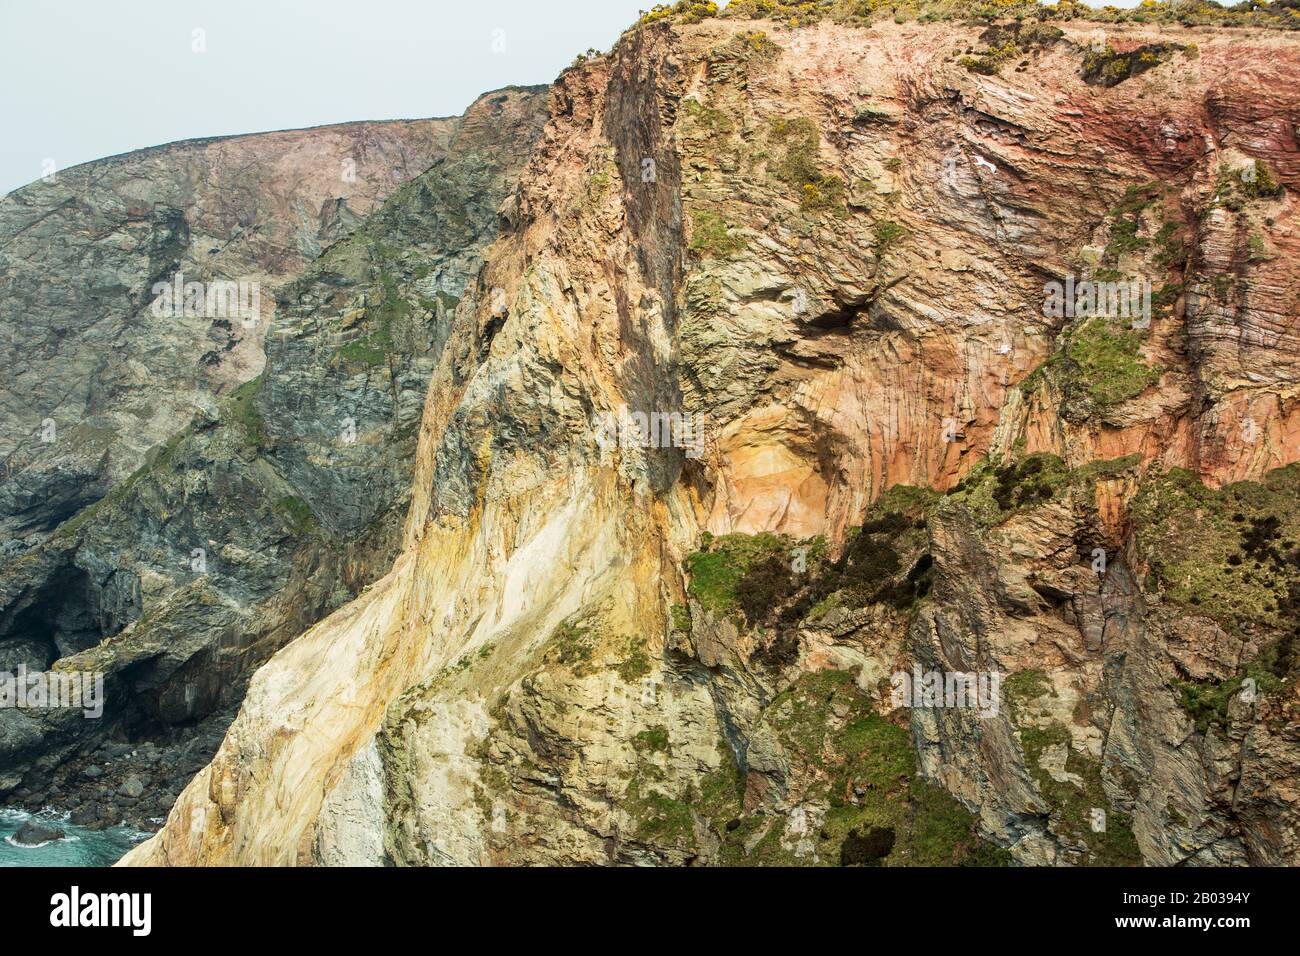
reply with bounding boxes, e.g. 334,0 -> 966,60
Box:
0,88 -> 549,827
111,7 -> 1300,866
0,118 -> 450,551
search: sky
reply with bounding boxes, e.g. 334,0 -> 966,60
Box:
1,0 -> 1144,197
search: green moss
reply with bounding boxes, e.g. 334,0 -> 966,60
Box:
686,208 -> 745,259
1132,464 -> 1300,640
682,96 -> 733,136
626,778 -> 696,844
706,670 -> 1009,866
337,338 -> 388,365
614,635 -> 654,683
226,375 -> 267,449
767,116 -> 845,212
950,453 -> 1072,525
546,619 -> 595,675
685,531 -> 791,614
633,725 -> 672,754
873,219 -> 907,256
274,495 -> 318,535
1104,216 -> 1150,259
1065,317 -> 1160,407
670,603 -> 692,633
1003,668 -> 1052,713
1016,719 -> 1141,865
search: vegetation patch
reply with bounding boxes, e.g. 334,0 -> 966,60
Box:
1081,42 -> 1185,87
1133,468 -> 1300,671
701,670 -> 1011,866
958,21 -> 1062,75
274,495 -> 318,535
950,453 -> 1072,524
767,117 -> 845,212
873,220 -> 907,256
614,635 -> 654,683
685,531 -> 799,616
1069,317 -> 1158,405
638,0 -> 720,26
226,375 -> 267,449
1215,160 -> 1285,211
686,208 -> 746,259
1015,717 -> 1142,865
545,619 -> 596,676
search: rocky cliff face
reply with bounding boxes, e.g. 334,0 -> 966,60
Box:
0,118 -> 450,551
49,7 -> 1300,866
0,89 -> 549,828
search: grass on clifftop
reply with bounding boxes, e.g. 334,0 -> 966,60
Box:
636,0 -> 1299,31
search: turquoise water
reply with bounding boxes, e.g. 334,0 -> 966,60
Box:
0,808 -> 150,867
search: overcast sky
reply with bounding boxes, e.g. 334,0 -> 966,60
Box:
2,0 -> 1143,196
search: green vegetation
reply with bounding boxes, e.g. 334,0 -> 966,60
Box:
683,488 -> 935,637
873,219 -> 907,256
950,452 -> 1072,523
1081,43 -> 1185,87
1215,160 -> 1285,211
614,635 -> 654,682
685,531 -> 795,615
686,209 -> 746,259
1065,317 -> 1160,407
638,0 -> 720,26
274,495 -> 318,535
633,725 -> 672,754
1132,466 -> 1300,695
1003,668 -> 1053,714
697,670 -> 1012,866
634,0 -> 1299,32
545,618 -> 596,676
226,375 -> 267,449
958,21 -> 1062,75
767,116 -> 845,212
682,96 -> 733,136
337,276 -> 413,367
1014,718 -> 1141,865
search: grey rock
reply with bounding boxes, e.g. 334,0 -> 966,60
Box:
11,820 -> 64,845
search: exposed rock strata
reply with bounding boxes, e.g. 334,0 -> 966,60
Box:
87,13 -> 1300,865
0,118 -> 450,551
0,89 -> 549,828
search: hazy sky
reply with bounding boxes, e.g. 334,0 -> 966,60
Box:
1,0 -> 1143,196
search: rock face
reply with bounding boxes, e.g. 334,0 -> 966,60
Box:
36,8 -> 1300,866
0,118 -> 452,557
0,88 -> 550,828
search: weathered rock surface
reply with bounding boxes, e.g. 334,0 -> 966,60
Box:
11,819 -> 65,846
0,88 -> 549,828
46,8 -> 1300,866
0,118 -> 451,552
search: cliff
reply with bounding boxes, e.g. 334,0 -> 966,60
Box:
120,8 -> 1300,866
0,90 -> 549,828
